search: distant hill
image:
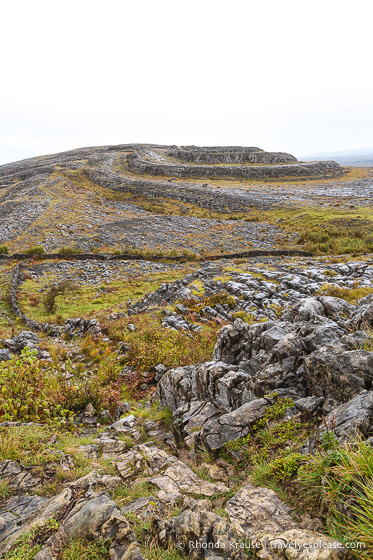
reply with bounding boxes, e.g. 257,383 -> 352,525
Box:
300,148 -> 373,167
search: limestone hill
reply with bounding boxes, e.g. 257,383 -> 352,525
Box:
0,144 -> 371,256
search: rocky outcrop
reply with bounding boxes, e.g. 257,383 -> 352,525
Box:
303,336 -> 373,407
197,400 -> 270,454
152,485 -> 350,559
0,467 -> 144,559
159,284 -> 373,451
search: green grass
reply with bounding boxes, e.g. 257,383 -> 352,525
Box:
6,529 -> 42,560
131,401 -> 173,426
143,542 -> 184,560
6,533 -> 111,560
297,439 -> 373,558
0,479 -> 10,501
60,539 -> 111,559
0,423 -> 94,467
316,284 -> 373,304
110,480 -> 155,508
0,423 -> 122,497
18,267 -> 195,323
106,312 -> 220,373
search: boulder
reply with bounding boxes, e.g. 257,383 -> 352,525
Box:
152,505 -> 246,560
226,485 -> 349,559
4,331 -> 39,353
320,390 -> 373,442
116,444 -> 177,479
317,296 -> 355,323
348,301 -> 373,330
171,401 -> 222,445
0,348 -> 11,361
198,399 -> 269,454
251,528 -> 351,559
281,297 -> 325,322
304,342 -> 373,405
226,484 -> 296,536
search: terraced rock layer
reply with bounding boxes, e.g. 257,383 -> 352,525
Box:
128,147 -> 342,179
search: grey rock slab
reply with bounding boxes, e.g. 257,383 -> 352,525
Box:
199,399 -> 269,453
0,487 -> 71,553
321,390 -> 373,442
226,484 -> 297,537
252,528 -> 350,559
149,460 -> 229,498
304,342 -> 373,405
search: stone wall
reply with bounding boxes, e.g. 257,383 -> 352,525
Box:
87,169 -> 277,211
167,147 -> 297,165
1,249 -> 312,264
5,250 -> 312,332
128,153 -> 342,179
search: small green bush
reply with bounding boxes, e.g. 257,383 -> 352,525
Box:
24,245 -> 45,256
266,452 -> 304,482
43,280 -> 76,314
0,349 -> 71,425
296,227 -> 373,255
0,245 -> 9,255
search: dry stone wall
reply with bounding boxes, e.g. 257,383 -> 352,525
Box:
128,152 -> 342,179
167,146 -> 297,164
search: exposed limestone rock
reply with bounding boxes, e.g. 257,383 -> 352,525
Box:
152,504 -> 246,560
0,460 -> 41,491
303,340 -> 373,407
116,443 -> 177,479
149,460 -> 229,500
226,484 -> 297,536
0,487 -> 72,553
172,401 -> 222,445
34,496 -> 145,560
251,528 -> 351,559
226,485 -> 350,559
348,298 -> 373,330
320,390 -> 373,442
197,399 -> 269,454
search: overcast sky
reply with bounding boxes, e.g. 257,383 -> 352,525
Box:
1,0 -> 372,165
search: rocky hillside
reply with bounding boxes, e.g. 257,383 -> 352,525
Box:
0,143 -> 372,255
0,145 -> 372,559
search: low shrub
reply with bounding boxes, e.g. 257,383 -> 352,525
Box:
0,245 -> 9,255
43,280 -> 76,314
182,292 -> 236,314
316,283 -> 373,305
0,346 -> 123,425
0,349 -> 71,425
119,314 -> 218,372
296,227 -> 373,255
24,245 -> 45,256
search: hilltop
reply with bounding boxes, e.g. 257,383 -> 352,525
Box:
0,144 -> 372,256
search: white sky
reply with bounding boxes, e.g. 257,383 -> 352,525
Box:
1,0 -> 372,165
